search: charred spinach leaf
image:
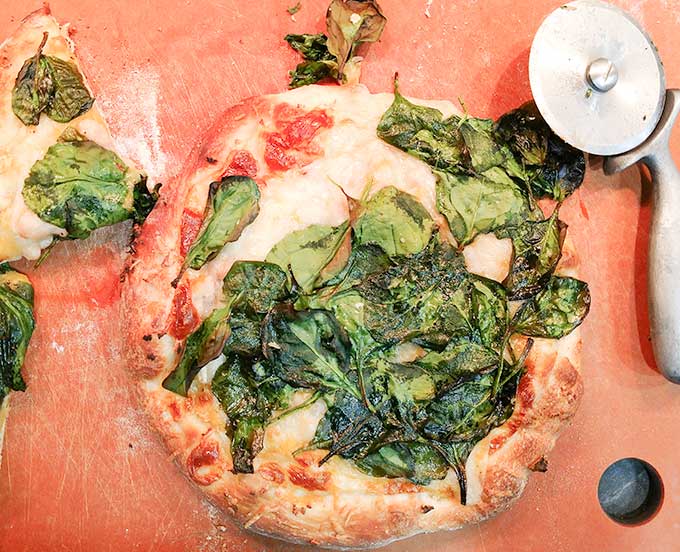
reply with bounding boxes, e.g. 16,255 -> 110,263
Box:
0,265 -> 35,404
266,221 -> 349,293
311,390 -> 385,462
325,0 -> 387,77
262,306 -> 356,395
511,276 -> 591,338
22,129 -> 150,240
183,176 -> 260,271
496,102 -> 585,201
356,237 -> 469,347
503,209 -> 566,300
354,186 -> 434,256
435,170 -> 535,246
377,87 -> 466,171
212,355 -> 291,473
12,33 -> 94,126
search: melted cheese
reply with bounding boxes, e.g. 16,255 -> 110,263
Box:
0,14 -> 119,261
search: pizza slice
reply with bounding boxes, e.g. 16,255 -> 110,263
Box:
124,83 -> 590,547
0,7 -> 156,460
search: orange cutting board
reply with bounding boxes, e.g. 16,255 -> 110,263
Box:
1,1 -> 679,550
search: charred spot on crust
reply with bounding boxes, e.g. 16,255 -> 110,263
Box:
420,505 -> 434,514
142,334 -> 152,341
206,156 -> 218,164
146,353 -> 156,361
530,457 -> 549,472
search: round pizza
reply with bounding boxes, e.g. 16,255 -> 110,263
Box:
123,83 -> 590,547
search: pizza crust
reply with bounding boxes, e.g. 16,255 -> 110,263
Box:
124,85 -> 584,548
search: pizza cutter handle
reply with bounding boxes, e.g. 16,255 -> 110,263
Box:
605,89 -> 680,383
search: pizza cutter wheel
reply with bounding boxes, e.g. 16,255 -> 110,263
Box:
530,0 -> 680,383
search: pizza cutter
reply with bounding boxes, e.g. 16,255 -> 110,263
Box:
529,0 -> 680,383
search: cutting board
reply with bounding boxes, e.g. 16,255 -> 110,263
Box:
1,1 -> 679,550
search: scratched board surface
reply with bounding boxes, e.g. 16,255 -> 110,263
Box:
1,1 -> 679,550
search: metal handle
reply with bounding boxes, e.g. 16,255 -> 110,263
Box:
605,89 -> 680,383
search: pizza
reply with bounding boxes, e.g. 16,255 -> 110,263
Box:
124,83 -> 590,547
0,7 -> 155,461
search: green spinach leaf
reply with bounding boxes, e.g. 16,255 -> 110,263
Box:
12,33 -> 94,126
511,276 -> 591,338
354,186 -> 434,256
183,176 -> 260,271
285,33 -> 334,61
355,442 -> 448,485
0,265 -> 35,404
266,221 -> 350,293
377,86 -> 466,172
435,170 -> 535,246
22,129 -> 150,240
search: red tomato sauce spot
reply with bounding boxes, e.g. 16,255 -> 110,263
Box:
264,107 -> 332,172
187,439 -> 223,486
222,150 -> 258,178
180,209 -> 203,256
169,283 -> 199,340
259,462 -> 285,484
287,464 -> 330,491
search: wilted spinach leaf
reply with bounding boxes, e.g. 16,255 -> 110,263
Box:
183,176 -> 260,271
212,355 -> 291,473
418,340 -> 498,378
511,276 -> 591,338
311,390 -> 385,463
22,129 -> 150,240
285,33 -> 334,62
163,261 -> 288,396
354,186 -> 434,256
503,209 -> 566,300
284,0 -> 386,87
266,221 -> 350,293
496,102 -> 585,201
459,117 -> 515,174
355,442 -> 449,485
325,0 -> 386,77
0,265 -> 34,404
12,33 -> 94,126
162,305 -> 231,396
262,306 -> 356,395
222,261 -> 289,314
435,170 -> 535,246
356,237 -> 468,347
284,33 -> 339,88
377,87 -> 466,172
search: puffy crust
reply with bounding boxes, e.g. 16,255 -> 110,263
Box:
123,86 -> 584,548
